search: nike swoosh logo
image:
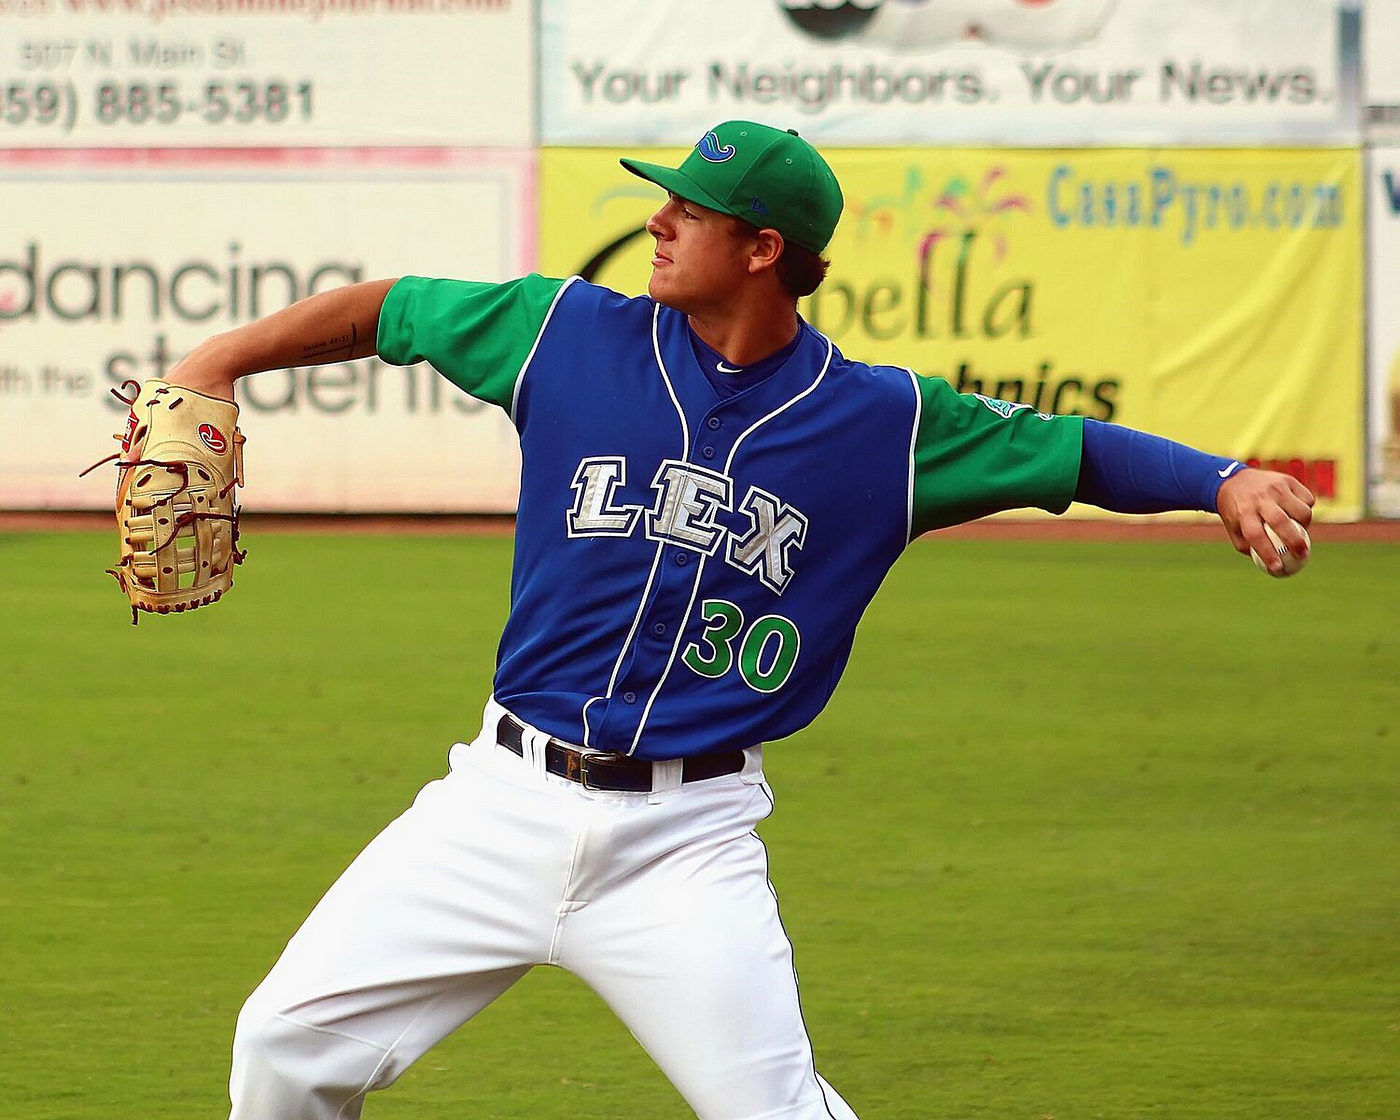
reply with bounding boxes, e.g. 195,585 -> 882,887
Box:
716,362 -> 742,374
1218,461 -> 1243,479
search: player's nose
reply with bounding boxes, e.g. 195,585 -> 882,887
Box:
645,206 -> 673,240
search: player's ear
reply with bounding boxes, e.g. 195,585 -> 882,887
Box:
748,229 -> 785,275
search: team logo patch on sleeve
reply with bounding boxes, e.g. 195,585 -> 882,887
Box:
975,394 -> 1054,422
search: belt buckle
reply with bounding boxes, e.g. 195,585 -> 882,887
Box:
579,751 -> 641,792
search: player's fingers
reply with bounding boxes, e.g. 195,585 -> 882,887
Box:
1278,489 -> 1314,531
1285,476 -> 1316,519
1239,512 -> 1283,572
1285,474 -> 1316,505
1265,511 -> 1310,558
1232,509 -> 1265,557
1220,495 -> 1254,554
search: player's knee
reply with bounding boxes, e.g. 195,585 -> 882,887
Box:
231,1002 -> 315,1087
231,998 -> 389,1103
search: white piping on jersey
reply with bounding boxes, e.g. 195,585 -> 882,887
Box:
627,331 -> 833,756
904,368 -> 922,544
607,546 -> 666,696
580,300 -> 692,749
581,695 -> 601,747
509,275 -> 580,426
722,333 -> 833,474
584,541 -> 668,749
652,302 -> 691,458
628,553 -> 710,756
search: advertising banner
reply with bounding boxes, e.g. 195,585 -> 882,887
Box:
0,0 -> 532,147
1365,0 -> 1400,141
541,0 -> 1360,147
540,145 -> 1364,519
1368,145 -> 1400,516
0,147 -> 533,511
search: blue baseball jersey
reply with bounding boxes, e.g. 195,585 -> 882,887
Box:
378,276 -> 1084,760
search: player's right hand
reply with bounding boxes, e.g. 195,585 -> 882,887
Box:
1216,469 -> 1315,574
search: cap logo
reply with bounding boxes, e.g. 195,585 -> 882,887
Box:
749,197 -> 769,215
198,423 -> 227,454
696,131 -> 736,162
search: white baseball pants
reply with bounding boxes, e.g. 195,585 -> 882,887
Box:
227,698 -> 859,1119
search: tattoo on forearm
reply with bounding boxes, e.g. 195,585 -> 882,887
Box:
302,323 -> 359,362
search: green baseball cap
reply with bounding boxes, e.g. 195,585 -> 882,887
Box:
620,120 -> 844,254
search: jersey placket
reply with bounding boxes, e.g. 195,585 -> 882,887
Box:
589,405 -> 741,757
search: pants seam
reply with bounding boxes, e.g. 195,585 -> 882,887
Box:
548,824 -> 588,965
752,780 -> 840,1120
327,991 -> 454,1120
271,1011 -> 389,1057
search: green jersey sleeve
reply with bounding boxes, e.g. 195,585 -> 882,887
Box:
909,373 -> 1085,538
375,274 -> 570,415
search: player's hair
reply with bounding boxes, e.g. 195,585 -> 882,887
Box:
731,219 -> 831,299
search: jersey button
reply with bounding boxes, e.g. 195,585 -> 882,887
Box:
652,622 -> 667,636
623,691 -> 637,704
706,416 -> 721,430
674,553 -> 689,567
701,446 -> 715,459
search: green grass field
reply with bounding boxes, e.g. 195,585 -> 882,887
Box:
1,529 -> 1397,1120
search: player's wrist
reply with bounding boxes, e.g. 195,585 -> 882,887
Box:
166,335 -> 242,402
1206,463 -> 1251,513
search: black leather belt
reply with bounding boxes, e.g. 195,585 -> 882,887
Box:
496,715 -> 745,792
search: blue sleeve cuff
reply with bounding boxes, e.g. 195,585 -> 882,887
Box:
1075,419 -> 1246,514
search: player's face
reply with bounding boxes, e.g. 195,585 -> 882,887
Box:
645,193 -> 757,313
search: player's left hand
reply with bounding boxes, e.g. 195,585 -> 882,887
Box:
1216,469 -> 1314,574
82,378 -> 247,623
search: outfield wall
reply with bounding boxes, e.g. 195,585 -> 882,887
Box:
0,0 -> 1387,517
0,0 -> 538,512
1,148 -> 533,512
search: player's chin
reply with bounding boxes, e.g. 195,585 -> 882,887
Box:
647,271 -> 685,309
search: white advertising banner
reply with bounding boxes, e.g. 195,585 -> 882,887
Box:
0,147 -> 533,511
1368,145 -> 1400,516
541,0 -> 1360,146
0,0 -> 532,147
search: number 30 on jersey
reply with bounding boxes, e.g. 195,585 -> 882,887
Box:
682,599 -> 800,694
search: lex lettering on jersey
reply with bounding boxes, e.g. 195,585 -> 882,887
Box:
568,456 -> 809,595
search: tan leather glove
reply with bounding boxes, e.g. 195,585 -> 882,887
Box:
92,379 -> 247,624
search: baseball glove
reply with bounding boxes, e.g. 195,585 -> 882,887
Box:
84,378 -> 246,624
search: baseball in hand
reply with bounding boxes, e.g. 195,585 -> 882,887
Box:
1250,520 -> 1310,578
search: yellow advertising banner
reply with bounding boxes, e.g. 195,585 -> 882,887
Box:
540,147 -> 1363,519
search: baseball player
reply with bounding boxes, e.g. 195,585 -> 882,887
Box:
160,120 -> 1314,1119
